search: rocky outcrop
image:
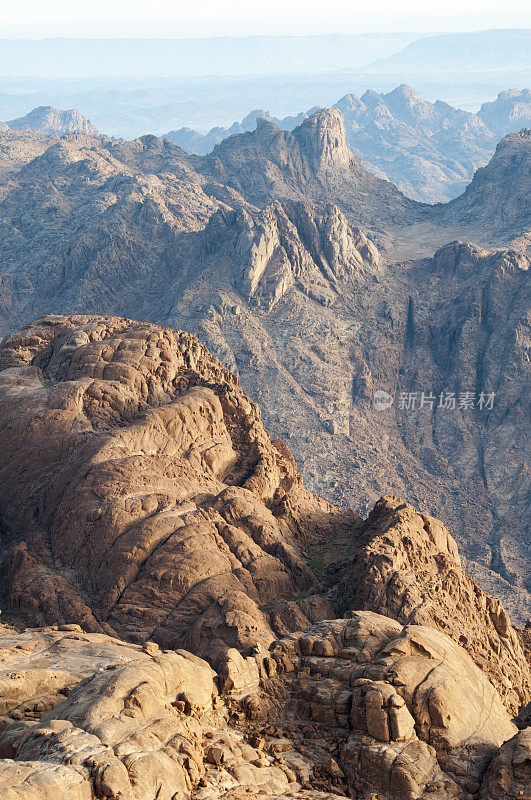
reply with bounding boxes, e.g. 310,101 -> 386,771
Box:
0,611 -> 526,800
479,728 -> 531,798
164,109 -> 314,156
6,106 -> 99,137
0,315 -> 341,669
0,316 -> 529,799
201,201 -> 382,310
269,611 -> 519,799
338,497 -> 530,715
197,109 -> 420,228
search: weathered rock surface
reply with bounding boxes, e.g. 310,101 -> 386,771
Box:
479,727 -> 531,799
338,497 -> 531,715
0,611 -> 525,800
0,316 -> 529,720
0,315 -> 342,669
270,611 -> 519,799
0,316 -> 529,799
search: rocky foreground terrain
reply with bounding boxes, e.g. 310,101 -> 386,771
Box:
165,86 -> 531,202
0,314 -> 529,800
0,113 -> 528,621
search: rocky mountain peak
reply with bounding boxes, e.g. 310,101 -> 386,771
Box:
6,105 -> 99,137
294,108 -> 349,172
386,82 -> 422,102
202,200 -> 382,309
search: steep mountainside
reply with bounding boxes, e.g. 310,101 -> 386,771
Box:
0,118 -> 528,623
478,87 -> 531,134
439,128 -> 531,237
5,106 -> 99,136
165,86 -> 531,202
196,109 -> 421,228
335,85 -> 495,202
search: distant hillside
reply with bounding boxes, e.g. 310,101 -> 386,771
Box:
6,106 -> 99,136
0,34 -> 419,78
365,29 -> 531,72
478,88 -> 531,133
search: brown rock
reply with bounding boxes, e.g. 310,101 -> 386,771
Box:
0,315 -> 337,672
325,757 -> 344,778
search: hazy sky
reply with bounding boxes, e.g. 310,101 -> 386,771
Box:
2,0 -> 530,38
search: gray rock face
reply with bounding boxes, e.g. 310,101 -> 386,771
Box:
6,106 -> 99,137
439,128 -> 531,237
336,84 -> 496,202
196,108 -> 420,227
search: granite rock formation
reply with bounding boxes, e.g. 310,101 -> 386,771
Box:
0,611 -> 527,800
0,315 -> 343,669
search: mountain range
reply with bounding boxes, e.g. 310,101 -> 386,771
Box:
0,30 -> 529,139
0,110 -> 529,626
166,86 -> 531,201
